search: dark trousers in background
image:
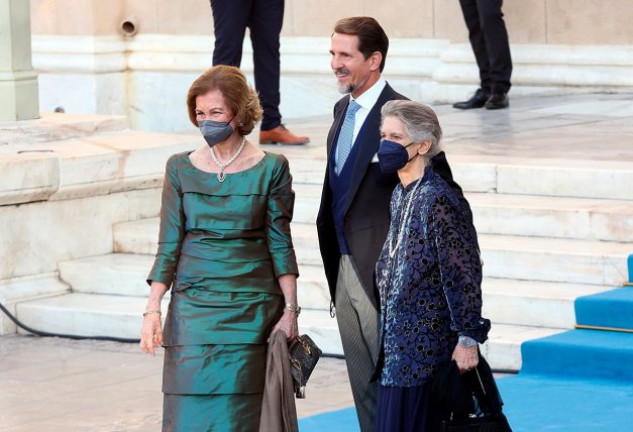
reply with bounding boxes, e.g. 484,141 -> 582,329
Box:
209,0 -> 284,131
335,255 -> 380,432
459,0 -> 513,94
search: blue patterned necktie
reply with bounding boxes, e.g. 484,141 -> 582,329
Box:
336,100 -> 361,175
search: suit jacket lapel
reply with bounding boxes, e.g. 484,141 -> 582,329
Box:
326,96 -> 350,158
344,84 -> 396,212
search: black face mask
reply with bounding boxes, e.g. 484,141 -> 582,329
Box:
377,140 -> 417,173
198,117 -> 235,148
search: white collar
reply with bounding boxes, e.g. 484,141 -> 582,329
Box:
349,77 -> 387,111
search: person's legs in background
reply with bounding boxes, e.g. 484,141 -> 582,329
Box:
249,0 -> 283,131
453,0 -> 511,110
251,0 -> 309,145
209,0 -> 250,67
209,0 -> 309,145
476,0 -> 512,106
461,0 -> 491,95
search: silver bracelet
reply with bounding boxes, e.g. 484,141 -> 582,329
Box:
143,310 -> 162,317
284,303 -> 301,315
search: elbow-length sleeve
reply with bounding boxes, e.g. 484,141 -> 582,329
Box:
431,194 -> 490,343
266,156 -> 299,278
146,154 -> 186,287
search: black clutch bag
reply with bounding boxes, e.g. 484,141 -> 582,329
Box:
288,334 -> 322,398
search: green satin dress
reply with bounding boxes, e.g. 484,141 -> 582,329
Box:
147,150 -> 299,432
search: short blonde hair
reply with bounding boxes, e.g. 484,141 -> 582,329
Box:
186,65 -> 262,136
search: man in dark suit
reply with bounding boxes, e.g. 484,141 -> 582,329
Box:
453,0 -> 513,110
316,16 -> 467,432
209,0 -> 310,145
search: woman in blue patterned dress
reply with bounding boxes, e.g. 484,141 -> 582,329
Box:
374,100 -> 491,431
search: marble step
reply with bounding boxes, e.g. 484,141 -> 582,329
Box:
59,253 -> 607,329
15,292 -> 167,340
113,218 -> 159,255
468,193 -> 633,243
111,182 -> 322,254
290,186 -> 633,242
0,273 -> 71,335
283,153 -> 633,201
481,324 -> 564,372
60,254 -> 330,309
58,253 -> 162,299
114,217 -> 630,287
481,279 -> 605,329
289,225 -> 631,286
449,155 -> 633,201
58,254 -> 330,310
112,189 -> 633,258
13,291 -> 553,371
478,233 -> 630,286
0,112 -> 129,146
1,129 -> 198,205
113,220 -> 325,264
292,189 -> 633,243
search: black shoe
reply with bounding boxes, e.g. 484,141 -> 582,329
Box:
453,89 -> 489,109
484,93 -> 509,110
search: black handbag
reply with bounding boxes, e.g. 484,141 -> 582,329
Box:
440,368 -> 512,431
433,356 -> 512,432
442,416 -> 510,432
288,334 -> 322,398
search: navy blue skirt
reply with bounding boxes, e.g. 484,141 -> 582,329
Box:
375,383 -> 441,432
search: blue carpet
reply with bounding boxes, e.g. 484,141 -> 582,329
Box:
521,329 -> 633,381
497,375 -> 633,431
298,407 -> 359,432
298,376 -> 633,432
575,287 -> 633,330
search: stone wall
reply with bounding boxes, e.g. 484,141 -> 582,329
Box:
30,0 -> 633,44
28,0 -> 633,132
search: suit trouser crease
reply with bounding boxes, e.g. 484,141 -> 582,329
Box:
459,0 -> 512,94
209,0 -> 283,129
335,255 -> 379,432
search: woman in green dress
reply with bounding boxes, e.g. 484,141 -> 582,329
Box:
139,65 -> 300,431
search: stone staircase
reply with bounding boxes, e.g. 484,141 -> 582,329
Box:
0,113 -> 197,335
4,112 -> 633,372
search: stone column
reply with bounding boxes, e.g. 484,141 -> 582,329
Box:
0,0 -> 39,121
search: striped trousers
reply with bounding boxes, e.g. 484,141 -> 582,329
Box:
335,255 -> 380,432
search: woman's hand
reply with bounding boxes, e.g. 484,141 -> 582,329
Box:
271,309 -> 299,340
140,314 -> 163,356
451,344 -> 479,374
140,282 -> 168,355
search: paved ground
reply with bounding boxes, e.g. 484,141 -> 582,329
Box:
2,91 -> 633,431
261,92 -> 633,163
0,334 -> 353,431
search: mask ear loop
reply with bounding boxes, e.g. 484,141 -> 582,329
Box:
405,141 -> 423,163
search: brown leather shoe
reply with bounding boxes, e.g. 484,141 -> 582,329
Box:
259,125 -> 310,146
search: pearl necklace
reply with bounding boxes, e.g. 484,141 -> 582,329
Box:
209,136 -> 246,182
388,175 -> 423,258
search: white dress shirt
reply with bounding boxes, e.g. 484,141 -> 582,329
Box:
349,78 -> 386,145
